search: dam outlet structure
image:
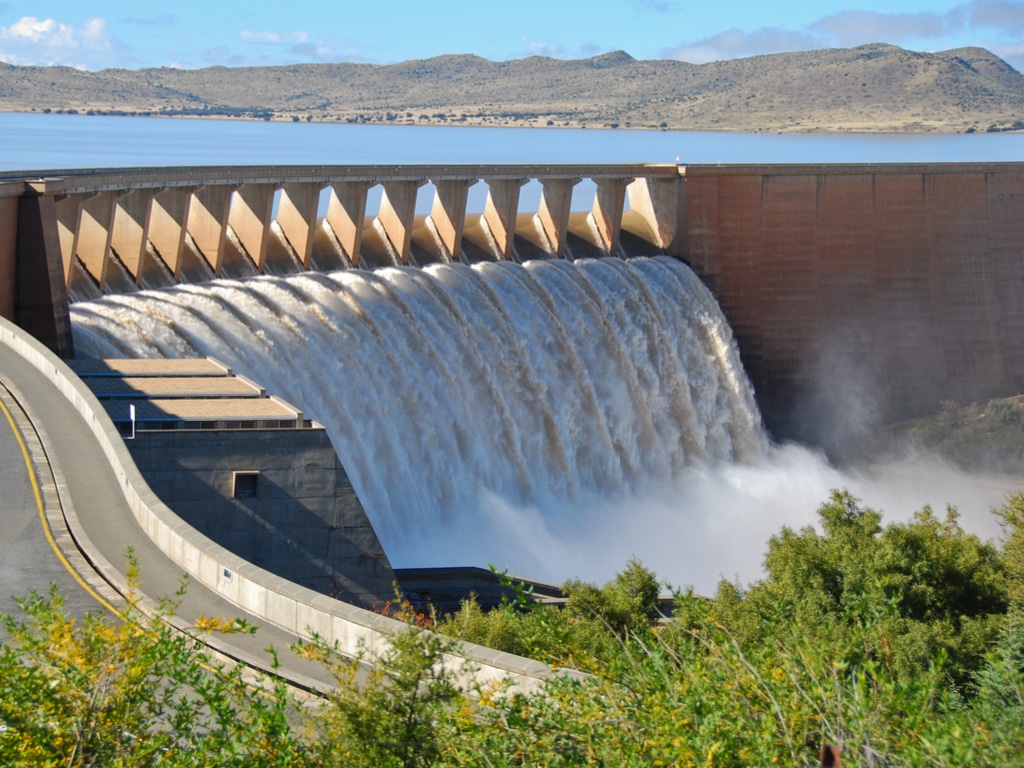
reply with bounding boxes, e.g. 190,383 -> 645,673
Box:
2,161 -> 1024,583
3,162 -> 1024,447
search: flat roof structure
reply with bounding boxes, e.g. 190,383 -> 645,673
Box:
83,375 -> 264,399
101,399 -> 301,423
74,357 -> 309,431
68,357 -> 234,378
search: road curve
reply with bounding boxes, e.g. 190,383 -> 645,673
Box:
0,339 -> 341,691
0,383 -> 105,625
0,312 -> 562,696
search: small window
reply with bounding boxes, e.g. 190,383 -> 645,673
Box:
233,471 -> 259,499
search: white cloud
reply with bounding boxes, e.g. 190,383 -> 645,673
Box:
203,31 -> 377,67
238,30 -> 309,45
993,40 -> 1024,70
969,0 -> 1024,32
0,15 -> 127,69
289,42 -> 365,61
519,36 -> 604,59
663,0 -> 1024,64
664,27 -> 819,64
810,10 -> 960,47
230,27 -> 379,63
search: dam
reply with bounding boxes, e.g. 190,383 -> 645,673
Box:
4,161 -> 1024,448
1,160 -> 1022,682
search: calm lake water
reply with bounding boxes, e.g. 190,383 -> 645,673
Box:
2,112 -> 1024,171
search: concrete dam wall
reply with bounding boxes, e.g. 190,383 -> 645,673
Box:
679,164 -> 1024,446
2,162 -> 1023,444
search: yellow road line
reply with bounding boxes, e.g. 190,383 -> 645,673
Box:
0,389 -> 295,697
0,392 -> 123,617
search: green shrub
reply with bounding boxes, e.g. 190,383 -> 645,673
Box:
713,491 -> 1009,691
0,559 -> 308,767
5,494 -> 1024,766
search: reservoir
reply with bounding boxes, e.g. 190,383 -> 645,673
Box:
3,111 -> 1024,170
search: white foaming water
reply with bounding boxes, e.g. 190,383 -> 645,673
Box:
70,257 -> 1014,593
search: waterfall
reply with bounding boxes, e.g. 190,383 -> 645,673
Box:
71,257 -> 769,581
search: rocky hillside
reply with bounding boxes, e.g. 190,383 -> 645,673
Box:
1,43 -> 1022,132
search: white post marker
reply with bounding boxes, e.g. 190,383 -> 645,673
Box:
128,403 -> 136,440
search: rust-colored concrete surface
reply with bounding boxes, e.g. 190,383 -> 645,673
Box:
683,164 -> 1024,448
0,196 -> 16,322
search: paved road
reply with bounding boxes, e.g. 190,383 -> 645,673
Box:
0,343 -> 340,691
0,384 -> 98,626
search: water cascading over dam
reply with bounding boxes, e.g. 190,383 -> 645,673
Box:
70,256 -> 767,576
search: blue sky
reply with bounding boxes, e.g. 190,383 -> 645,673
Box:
1,0 -> 1022,71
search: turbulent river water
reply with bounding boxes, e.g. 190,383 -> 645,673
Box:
70,256 -> 1009,590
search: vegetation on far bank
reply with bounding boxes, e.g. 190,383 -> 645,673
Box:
905,396 -> 1024,473
3,43 -> 1024,133
3,488 -> 1024,766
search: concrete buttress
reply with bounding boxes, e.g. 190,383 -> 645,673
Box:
276,183 -> 322,268
376,180 -> 425,264
482,178 -> 526,261
54,195 -> 79,289
591,177 -> 633,254
228,183 -> 276,271
15,194 -> 73,356
0,196 -> 13,321
148,187 -> 193,279
74,192 -> 119,288
325,182 -> 370,268
536,177 -> 580,257
628,175 -> 687,257
111,190 -> 153,284
428,179 -> 476,261
187,186 -> 234,275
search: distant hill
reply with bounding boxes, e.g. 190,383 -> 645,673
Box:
2,43 -> 1023,133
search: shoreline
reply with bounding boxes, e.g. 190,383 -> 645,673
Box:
0,107 -> 996,135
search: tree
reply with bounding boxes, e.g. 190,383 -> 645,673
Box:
563,558 -> 662,635
714,490 -> 1009,689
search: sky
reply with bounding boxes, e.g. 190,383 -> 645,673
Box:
0,0 -> 1022,72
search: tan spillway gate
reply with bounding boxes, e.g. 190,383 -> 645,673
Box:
5,164 -> 684,294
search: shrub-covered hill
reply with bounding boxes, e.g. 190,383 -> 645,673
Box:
2,43 -> 1023,132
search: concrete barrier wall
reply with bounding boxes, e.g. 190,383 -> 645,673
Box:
0,314 -> 560,693
682,163 -> 1024,448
